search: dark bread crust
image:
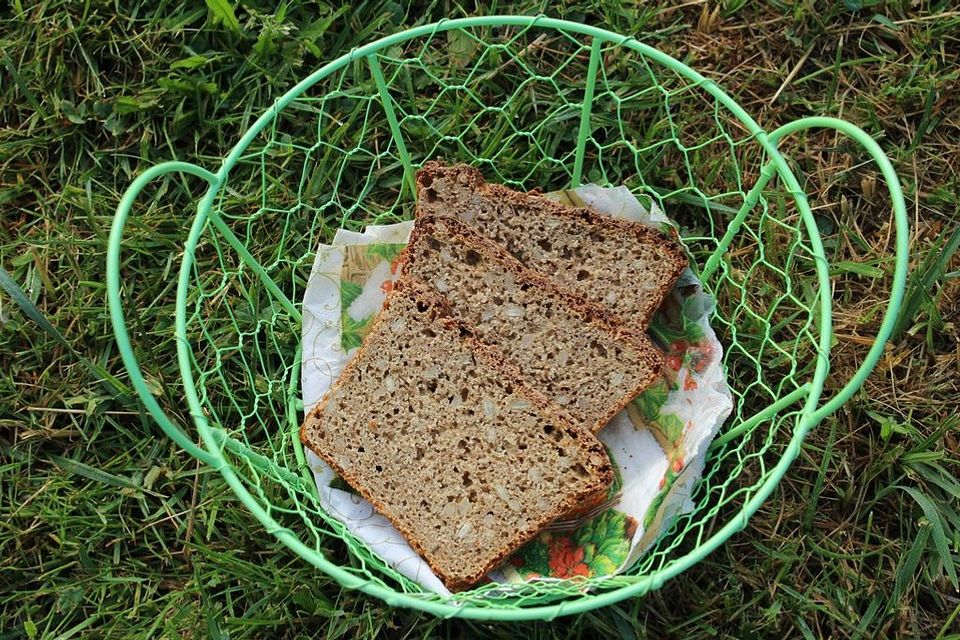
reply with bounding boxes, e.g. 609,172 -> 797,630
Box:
415,161 -> 688,332
404,213 -> 665,434
299,277 -> 613,591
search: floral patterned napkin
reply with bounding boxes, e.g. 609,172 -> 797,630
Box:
300,186 -> 732,594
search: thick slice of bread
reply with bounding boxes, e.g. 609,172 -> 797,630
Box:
402,215 -> 664,434
299,279 -> 613,592
415,162 -> 688,332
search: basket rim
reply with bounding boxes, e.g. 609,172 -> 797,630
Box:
104,15 -> 909,621
175,14 -> 831,621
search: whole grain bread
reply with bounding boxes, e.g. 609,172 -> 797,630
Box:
415,162 -> 688,333
299,278 -> 613,592
402,214 -> 664,434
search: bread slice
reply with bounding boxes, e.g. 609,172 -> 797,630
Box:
299,278 -> 613,592
415,162 -> 688,333
401,215 -> 664,434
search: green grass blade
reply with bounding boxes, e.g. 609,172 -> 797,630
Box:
0,267 -> 132,398
889,524 -> 931,612
892,223 -> 960,340
935,601 -> 960,640
829,260 -> 885,278
1,51 -> 47,119
48,454 -> 155,495
898,485 -> 959,590
204,0 -> 241,33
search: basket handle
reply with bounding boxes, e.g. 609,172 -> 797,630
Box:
107,161 -> 223,468
766,117 -> 909,426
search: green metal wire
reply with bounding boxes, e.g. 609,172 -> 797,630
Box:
106,16 -> 909,620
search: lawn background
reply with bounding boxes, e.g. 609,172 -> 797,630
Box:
1,1 -> 958,638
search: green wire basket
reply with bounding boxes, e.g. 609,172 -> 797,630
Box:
107,16 -> 909,620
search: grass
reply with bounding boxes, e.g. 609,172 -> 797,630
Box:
2,0 -> 959,637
